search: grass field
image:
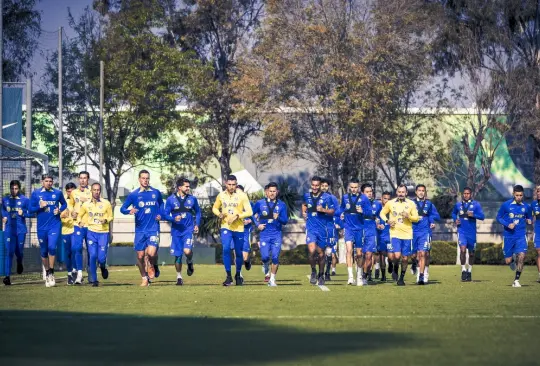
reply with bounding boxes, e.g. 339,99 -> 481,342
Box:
1,264 -> 539,366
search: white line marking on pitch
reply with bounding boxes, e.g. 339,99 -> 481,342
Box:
306,275 -> 330,291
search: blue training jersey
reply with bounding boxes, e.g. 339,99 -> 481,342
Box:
163,193 -> 201,234
303,191 -> 335,233
339,193 -> 369,231
532,200 -> 540,237
364,198 -> 382,237
2,194 -> 30,235
413,198 -> 438,234
253,198 -> 288,236
29,188 -> 68,231
120,187 -> 164,232
377,201 -> 390,240
452,200 -> 485,236
496,199 -> 531,237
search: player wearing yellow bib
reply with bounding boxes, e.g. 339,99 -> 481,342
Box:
379,184 -> 419,286
212,175 -> 253,286
77,183 -> 113,287
70,171 -> 92,278
60,183 -> 81,285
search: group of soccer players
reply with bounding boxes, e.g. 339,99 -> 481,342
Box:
2,170 -> 540,288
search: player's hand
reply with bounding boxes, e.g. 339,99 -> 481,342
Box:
340,213 -> 345,220
388,220 -> 396,228
273,212 -> 279,220
175,215 -> 182,222
219,213 -> 225,219
129,208 -> 138,215
258,224 -> 266,231
377,224 -> 385,230
430,223 -> 436,229
244,218 -> 252,225
155,215 -> 161,221
39,200 -> 47,208
71,211 -> 78,219
302,211 -> 307,219
100,219 -> 107,224
17,208 -> 24,216
2,217 -> 7,224
227,214 -> 238,225
53,208 -> 59,215
356,206 -> 363,213
527,219 -> 532,225
194,225 -> 199,234
455,218 -> 461,226
467,211 -> 474,217
60,210 -> 69,218
316,205 -> 324,213
508,223 -> 516,229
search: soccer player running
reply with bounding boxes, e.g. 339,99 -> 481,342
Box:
379,184 -> 419,286
375,191 -> 392,282
212,175 -> 253,286
237,185 -> 254,273
29,174 -> 68,287
60,183 -> 78,285
1,180 -> 30,286
496,185 -> 532,288
339,178 -> 365,285
412,184 -> 440,285
78,183 -> 113,287
253,182 -> 288,286
321,178 -> 339,281
70,171 -> 92,283
120,170 -> 164,287
302,176 -> 335,286
452,187 -> 485,282
532,185 -> 540,283
164,178 -> 201,286
360,183 -> 381,285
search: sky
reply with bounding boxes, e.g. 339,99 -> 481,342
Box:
31,0 -> 93,89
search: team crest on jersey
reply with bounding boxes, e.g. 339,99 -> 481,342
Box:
460,210 -> 464,215
261,242 -> 266,246
307,204 -> 312,208
152,194 -> 156,199
52,194 -> 56,199
138,201 -> 145,208
346,203 -> 350,209
262,210 -> 268,216
372,204 -> 376,208
170,249 -> 174,254
89,212 -> 94,217
536,211 -> 540,215
521,207 -> 525,212
405,205 -> 409,209
6,207 -> 10,212
6,237 -> 10,242
145,208 -> 151,214
99,205 -> 103,209
39,239 -> 43,243
174,205 -> 179,209
77,231 -> 81,235
392,211 -> 397,216
88,240 -> 93,245
76,198 -> 80,202
17,202 -> 21,206
509,213 -> 514,218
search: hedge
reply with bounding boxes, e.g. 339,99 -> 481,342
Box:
212,241 -> 540,266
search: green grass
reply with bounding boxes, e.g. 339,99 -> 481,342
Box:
1,265 -> 539,366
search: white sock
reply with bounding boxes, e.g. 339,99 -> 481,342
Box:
375,263 -> 380,270
270,273 -> 275,281
77,270 -> 82,275
142,276 -> 148,280
462,265 -> 466,271
177,272 -> 182,279
425,266 -> 429,275
347,267 -> 353,277
468,266 -> 472,273
331,266 -> 335,272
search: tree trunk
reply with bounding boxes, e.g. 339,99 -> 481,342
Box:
219,149 -> 232,186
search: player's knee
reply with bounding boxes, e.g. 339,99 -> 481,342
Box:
175,256 -> 182,264
272,255 -> 279,265
261,254 -> 270,263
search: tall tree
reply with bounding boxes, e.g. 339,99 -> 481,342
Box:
2,0 -> 41,81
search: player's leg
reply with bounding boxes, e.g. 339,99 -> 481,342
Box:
373,244 -> 380,279
15,233 -> 25,274
260,238 -> 271,282
38,230 -> 50,286
534,234 -> 540,282
398,239 -> 411,286
317,244 -> 327,285
220,229 -> 234,286
62,235 -> 74,284
86,232 -> 99,286
307,231 -> 318,284
345,228 -> 355,284
170,235 -> 183,285
97,233 -> 109,281
354,231 -> 364,285
512,236 -> 528,287
424,237 -> 432,282
72,232 -> 84,284
324,232 -> 334,281
144,232 -> 159,279
46,230 -> 59,286
242,230 -> 252,271
2,234 -> 16,285
184,233 -> 195,277
459,232 -> 468,281
134,232 -> 149,286
379,249 -> 388,281
465,238 -> 475,282
268,237 -> 281,286
233,231 -> 245,285
417,234 -> 429,284
388,238 -> 402,282
331,248 -> 337,276
417,250 -> 425,285
363,236 -> 375,285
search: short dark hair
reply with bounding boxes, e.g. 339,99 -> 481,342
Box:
415,184 -> 426,191
10,180 -> 21,189
349,178 -> 360,184
138,169 -> 150,177
65,182 -> 76,190
267,182 -> 278,189
237,184 -> 244,191
42,174 -> 53,180
463,187 -> 472,193
79,171 -> 90,178
91,182 -> 101,190
361,183 -> 372,193
176,177 -> 190,187
227,175 -> 237,182
264,184 -> 269,190
513,185 -> 524,193
311,176 -> 322,183
382,191 -> 392,197
396,184 -> 408,194
321,178 -> 331,186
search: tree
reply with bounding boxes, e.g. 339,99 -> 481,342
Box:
35,2 -> 203,206
2,0 -> 41,81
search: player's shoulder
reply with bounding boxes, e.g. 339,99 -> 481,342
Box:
100,198 -> 112,206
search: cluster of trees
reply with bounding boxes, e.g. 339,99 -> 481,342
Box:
5,0 -> 540,205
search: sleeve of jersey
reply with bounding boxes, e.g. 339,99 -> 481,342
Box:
474,203 -> 485,220
379,202 -> 390,222
29,191 -> 40,214
278,202 -> 289,225
429,204 -> 441,223
1,199 -> 7,219
193,198 -> 202,227
408,202 -> 420,223
526,204 -> 533,220
238,195 -> 253,220
120,194 -> 133,215
163,197 -> 174,223
106,201 -> 114,223
212,194 -> 222,217
496,203 -> 510,227
451,204 -> 459,221
252,201 -> 260,226
77,203 -> 88,227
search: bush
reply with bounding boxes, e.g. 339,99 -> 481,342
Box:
429,241 -> 456,264
110,242 -> 134,247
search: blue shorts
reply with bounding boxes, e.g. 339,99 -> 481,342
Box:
458,232 -> 476,251
170,232 -> 194,257
134,230 -> 160,252
38,229 -> 61,258
306,230 -> 328,248
243,230 -> 252,252
534,232 -> 540,249
377,235 -> 390,252
344,229 -> 364,249
502,236 -> 528,258
260,234 -> 282,265
326,226 -> 336,248
363,236 -> 377,253
388,238 -> 413,256
221,229 -> 244,253
413,232 -> 431,252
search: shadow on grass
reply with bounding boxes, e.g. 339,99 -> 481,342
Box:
0,310 -> 421,366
